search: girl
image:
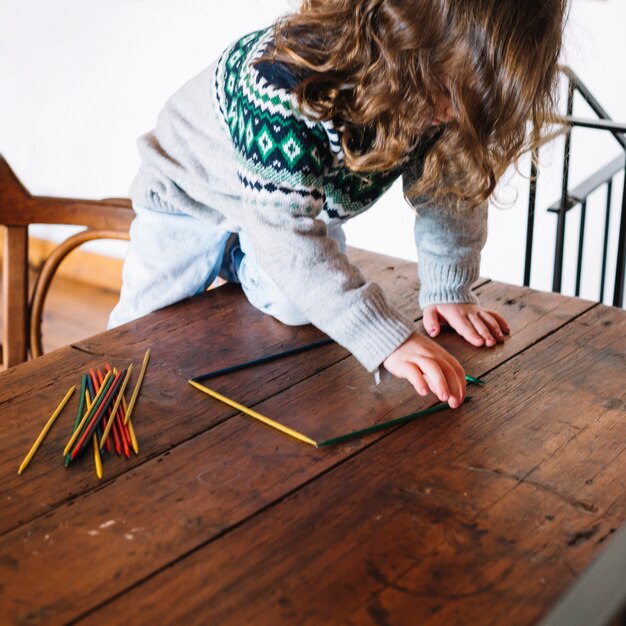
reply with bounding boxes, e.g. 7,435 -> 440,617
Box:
110,0 -> 567,409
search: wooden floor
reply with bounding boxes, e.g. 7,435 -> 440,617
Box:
41,276 -> 120,353
0,275 -> 121,357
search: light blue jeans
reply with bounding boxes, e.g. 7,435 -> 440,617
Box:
108,204 -> 347,329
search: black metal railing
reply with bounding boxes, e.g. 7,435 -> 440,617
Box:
524,66 -> 626,308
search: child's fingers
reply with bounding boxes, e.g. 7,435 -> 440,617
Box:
383,333 -> 465,408
387,361 -> 431,397
431,344 -> 466,402
468,313 -> 496,346
448,314 -> 485,347
438,358 -> 465,408
416,358 -> 450,403
404,365 -> 430,397
448,352 -> 467,388
383,358 -> 430,396
423,307 -> 441,337
477,310 -> 506,342
487,309 -> 510,334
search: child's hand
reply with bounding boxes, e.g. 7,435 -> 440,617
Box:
423,303 -> 510,347
383,333 -> 466,409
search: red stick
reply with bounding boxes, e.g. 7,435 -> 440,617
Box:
101,367 -> 124,455
90,369 -> 100,392
91,368 -> 111,453
117,403 -> 132,447
111,413 -> 122,455
87,369 -> 110,455
105,366 -> 127,456
115,408 -> 131,458
115,393 -> 133,453
117,405 -> 131,448
70,371 -> 123,459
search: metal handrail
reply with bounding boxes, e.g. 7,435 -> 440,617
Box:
546,156 -> 625,213
561,116 -> 626,136
524,67 -> 626,307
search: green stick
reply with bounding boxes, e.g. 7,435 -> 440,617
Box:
316,397 -> 472,448
65,374 -> 87,467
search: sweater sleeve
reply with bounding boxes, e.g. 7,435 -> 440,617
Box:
235,126 -> 416,373
403,162 -> 488,309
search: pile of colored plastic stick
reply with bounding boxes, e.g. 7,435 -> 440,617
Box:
17,349 -> 150,479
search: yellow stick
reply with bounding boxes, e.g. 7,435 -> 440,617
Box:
125,349 -> 150,425
18,385 -> 76,474
99,364 -> 134,450
188,380 -> 317,447
93,435 -> 103,479
88,378 -> 103,479
123,397 -> 139,454
63,370 -> 113,456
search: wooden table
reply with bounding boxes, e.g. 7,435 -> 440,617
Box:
1,250 -> 625,626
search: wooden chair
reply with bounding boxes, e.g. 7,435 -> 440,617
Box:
0,154 -> 134,370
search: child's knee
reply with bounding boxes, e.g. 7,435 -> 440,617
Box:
265,301 -> 310,326
243,282 -> 310,325
238,263 -> 310,325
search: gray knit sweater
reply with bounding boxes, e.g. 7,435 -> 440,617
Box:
129,28 -> 487,372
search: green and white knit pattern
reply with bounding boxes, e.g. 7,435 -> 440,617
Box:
214,28 -> 401,222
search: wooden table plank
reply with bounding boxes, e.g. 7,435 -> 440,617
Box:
0,252 -> 430,535
218,281 -> 596,443
0,284 -> 595,626
68,305 -> 624,626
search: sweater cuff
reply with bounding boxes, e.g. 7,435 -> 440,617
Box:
331,288 -> 417,373
418,255 -> 480,309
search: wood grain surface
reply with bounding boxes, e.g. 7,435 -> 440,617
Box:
0,249 -> 622,626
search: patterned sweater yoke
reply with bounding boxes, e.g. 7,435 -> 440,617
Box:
214,29 -> 402,223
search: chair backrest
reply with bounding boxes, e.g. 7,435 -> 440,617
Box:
0,154 -> 134,369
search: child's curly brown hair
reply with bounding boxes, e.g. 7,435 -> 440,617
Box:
265,0 -> 568,209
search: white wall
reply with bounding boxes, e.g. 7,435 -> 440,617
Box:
1,0 -> 624,302
479,0 -> 626,302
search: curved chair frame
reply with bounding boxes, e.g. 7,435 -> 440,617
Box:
28,228 -> 130,359
0,154 -> 134,369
